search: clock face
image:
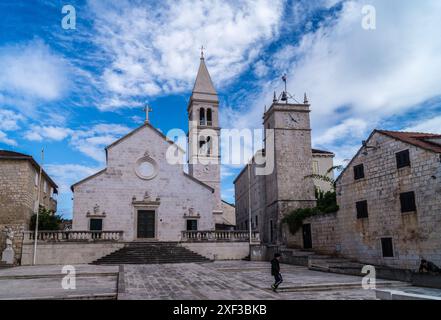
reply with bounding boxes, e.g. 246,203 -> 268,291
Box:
284,113 -> 298,128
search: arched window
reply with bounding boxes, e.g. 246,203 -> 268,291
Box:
199,108 -> 206,126
206,136 -> 212,156
206,108 -> 212,126
199,136 -> 207,155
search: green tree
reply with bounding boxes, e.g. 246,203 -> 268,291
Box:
30,206 -> 64,231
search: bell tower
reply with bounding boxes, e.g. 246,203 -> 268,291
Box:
188,52 -> 222,214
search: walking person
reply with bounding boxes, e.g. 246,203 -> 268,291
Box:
271,253 -> 283,292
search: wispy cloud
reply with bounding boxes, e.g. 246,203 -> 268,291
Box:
404,116 -> 441,134
69,124 -> 132,163
86,0 -> 285,110
24,126 -> 73,142
0,40 -> 70,110
0,131 -> 17,146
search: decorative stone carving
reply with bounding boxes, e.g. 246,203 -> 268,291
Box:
183,207 -> 201,219
86,204 -> 106,218
1,227 -> 15,265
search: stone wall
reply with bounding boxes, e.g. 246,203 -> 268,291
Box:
336,132 -> 441,269
181,242 -> 250,260
21,242 -> 125,265
0,161 -> 33,226
284,213 -> 339,255
0,224 -> 25,265
312,153 -> 335,193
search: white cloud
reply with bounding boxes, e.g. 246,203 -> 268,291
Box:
227,0 -> 441,163
0,131 -> 17,146
87,0 -> 285,110
70,124 -> 132,163
404,116 -> 441,134
286,0 -> 441,137
24,126 -> 72,142
0,109 -> 24,131
313,118 -> 369,145
0,40 -> 69,104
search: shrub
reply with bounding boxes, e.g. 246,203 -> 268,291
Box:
282,190 -> 339,235
30,206 -> 64,231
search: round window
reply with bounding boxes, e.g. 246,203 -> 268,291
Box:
135,157 -> 158,180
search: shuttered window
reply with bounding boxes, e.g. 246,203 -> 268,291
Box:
354,164 -> 365,180
356,200 -> 369,219
400,191 -> 416,213
396,149 -> 410,169
381,238 -> 394,257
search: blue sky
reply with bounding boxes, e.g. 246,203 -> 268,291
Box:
1,0 -> 441,219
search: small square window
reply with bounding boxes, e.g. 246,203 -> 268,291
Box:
354,164 -> 365,180
396,150 -> 410,169
90,219 -> 103,231
356,200 -> 369,219
186,219 -> 198,231
400,191 -> 416,213
381,238 -> 394,257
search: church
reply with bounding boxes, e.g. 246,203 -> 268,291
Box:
71,54 -> 235,242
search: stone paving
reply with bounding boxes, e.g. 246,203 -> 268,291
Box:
0,265 -> 119,300
1,261 -> 439,300
119,261 -> 405,300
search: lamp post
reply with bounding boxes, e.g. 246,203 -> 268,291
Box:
32,148 -> 44,265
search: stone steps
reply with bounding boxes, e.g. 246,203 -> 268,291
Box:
93,242 -> 211,265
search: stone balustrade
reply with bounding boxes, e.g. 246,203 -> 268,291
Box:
23,231 -> 124,243
181,230 -> 260,243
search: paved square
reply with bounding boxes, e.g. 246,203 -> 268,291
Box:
119,261 -> 405,300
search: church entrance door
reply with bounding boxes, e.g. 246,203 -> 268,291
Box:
137,210 -> 155,239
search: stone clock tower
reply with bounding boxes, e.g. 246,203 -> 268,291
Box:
263,96 -> 316,243
188,54 -> 222,214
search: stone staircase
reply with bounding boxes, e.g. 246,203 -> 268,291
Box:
93,242 -> 211,265
279,247 -> 414,282
0,261 -> 12,269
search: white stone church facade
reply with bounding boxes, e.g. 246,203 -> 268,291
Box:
71,56 -> 234,242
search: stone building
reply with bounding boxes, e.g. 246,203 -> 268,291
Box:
0,150 -> 58,226
311,149 -> 335,193
234,96 -> 334,245
335,130 -> 441,269
284,130 -> 441,270
0,150 -> 58,264
72,55 -> 234,241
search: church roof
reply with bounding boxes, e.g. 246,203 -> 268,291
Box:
105,122 -> 185,153
191,57 -> 218,102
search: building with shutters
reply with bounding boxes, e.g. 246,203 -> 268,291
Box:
335,130 -> 441,269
